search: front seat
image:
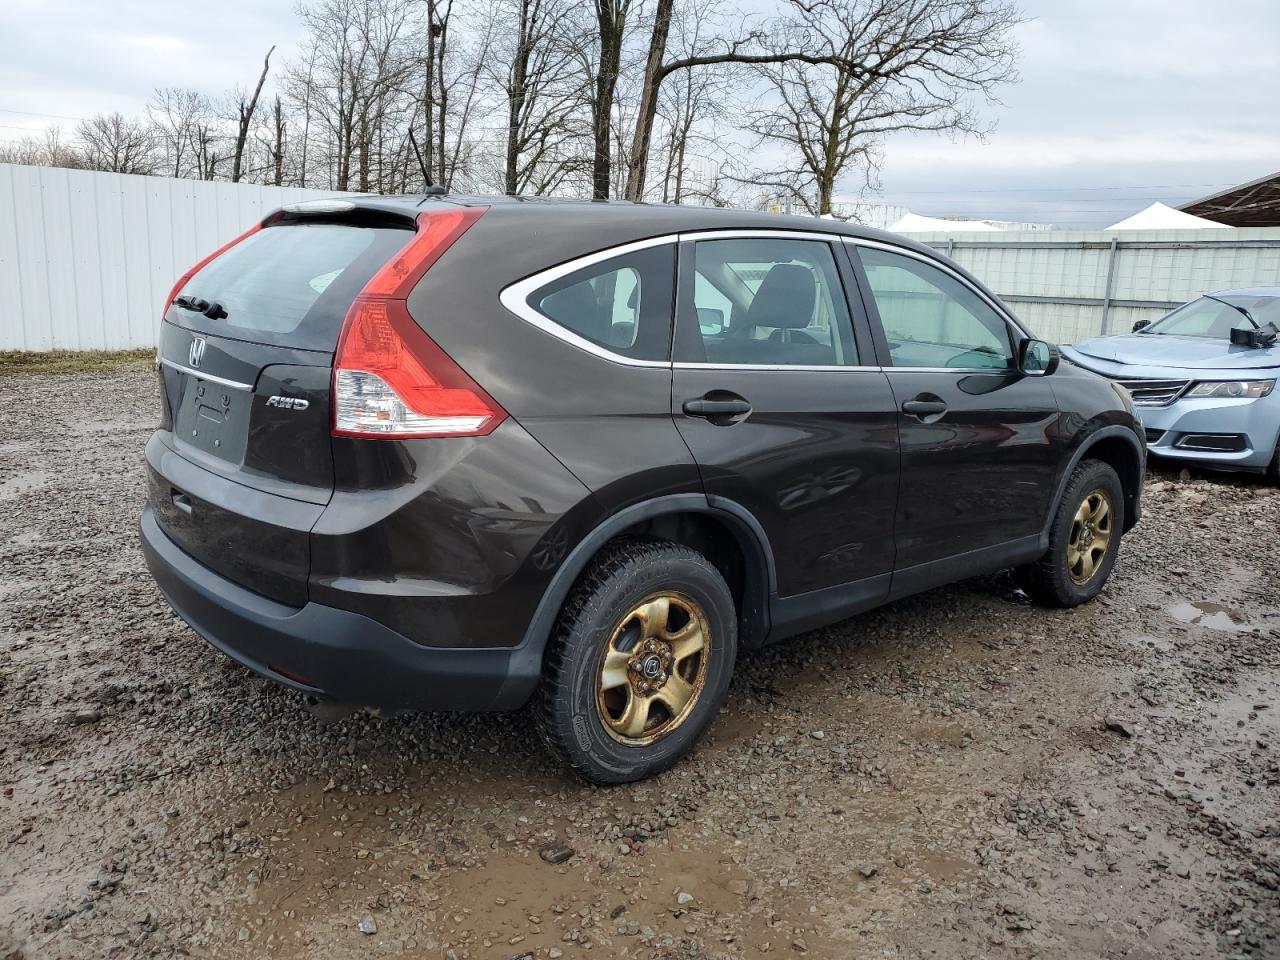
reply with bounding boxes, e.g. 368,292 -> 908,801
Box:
740,264 -> 833,363
746,263 -> 817,340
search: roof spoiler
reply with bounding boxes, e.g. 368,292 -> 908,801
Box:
271,199 -> 419,229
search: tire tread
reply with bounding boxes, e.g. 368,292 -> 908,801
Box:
1018,459 -> 1124,608
537,538 -> 732,783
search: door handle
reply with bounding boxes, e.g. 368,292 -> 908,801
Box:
682,395 -> 752,420
171,491 -> 193,515
901,399 -> 948,417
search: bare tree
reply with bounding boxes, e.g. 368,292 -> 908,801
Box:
651,0 -> 735,203
231,45 -> 276,182
745,0 -> 1020,216
259,95 -> 288,185
0,126 -> 83,169
148,88 -> 215,178
75,112 -> 155,174
287,0 -> 416,191
588,0 -> 636,200
421,0 -> 452,185
490,0 -> 590,195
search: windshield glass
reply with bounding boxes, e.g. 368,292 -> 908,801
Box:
1144,295 -> 1280,338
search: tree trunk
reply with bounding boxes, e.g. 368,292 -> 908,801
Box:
272,97 -> 285,186
233,45 -> 274,183
423,3 -> 440,185
591,1 -> 625,201
622,0 -> 673,202
358,113 -> 371,192
435,24 -> 450,187
504,0 -> 533,195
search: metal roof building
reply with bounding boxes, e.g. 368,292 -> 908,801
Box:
1180,170 -> 1280,227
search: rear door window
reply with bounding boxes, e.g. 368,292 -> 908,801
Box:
169,222 -> 414,352
679,237 -> 858,366
526,245 -> 675,362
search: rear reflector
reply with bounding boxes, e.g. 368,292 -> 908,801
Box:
333,208 -> 503,439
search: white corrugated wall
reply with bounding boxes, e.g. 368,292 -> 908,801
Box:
900,228 -> 1280,344
3,163 -> 1279,351
0,164 -> 348,351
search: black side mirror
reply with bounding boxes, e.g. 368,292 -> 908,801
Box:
1019,338 -> 1059,377
1132,318 -> 1151,332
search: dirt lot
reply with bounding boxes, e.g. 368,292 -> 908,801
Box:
1,364 -> 1277,960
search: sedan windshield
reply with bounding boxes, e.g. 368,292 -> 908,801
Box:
1143,295 -> 1280,338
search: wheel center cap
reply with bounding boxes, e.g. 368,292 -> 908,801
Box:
640,654 -> 663,679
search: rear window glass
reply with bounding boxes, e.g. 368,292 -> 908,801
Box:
169,222 -> 413,352
526,245 -> 675,362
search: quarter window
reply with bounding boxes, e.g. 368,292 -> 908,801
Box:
682,238 -> 858,366
529,245 -> 674,361
857,247 -> 1014,369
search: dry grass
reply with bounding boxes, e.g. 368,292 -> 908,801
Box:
0,349 -> 155,376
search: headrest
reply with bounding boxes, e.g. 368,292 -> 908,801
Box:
744,263 -> 817,329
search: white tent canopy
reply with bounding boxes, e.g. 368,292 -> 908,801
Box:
1105,202 -> 1228,231
889,211 -> 1002,233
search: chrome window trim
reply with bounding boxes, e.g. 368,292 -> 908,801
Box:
844,236 -> 1032,340
158,357 -> 254,391
498,234 -> 678,369
497,228 -> 1032,375
888,366 -> 1019,374
673,362 -> 883,372
676,228 -> 845,244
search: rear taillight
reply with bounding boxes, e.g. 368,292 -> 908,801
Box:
161,220 -> 267,317
332,207 -> 502,439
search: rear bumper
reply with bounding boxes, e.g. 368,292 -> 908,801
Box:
140,505 -> 541,711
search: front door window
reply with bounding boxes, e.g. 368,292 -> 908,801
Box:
857,247 -> 1015,370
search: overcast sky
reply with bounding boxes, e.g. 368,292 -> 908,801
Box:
1,0 -> 1276,227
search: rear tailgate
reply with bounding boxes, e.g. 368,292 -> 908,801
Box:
149,210 -> 422,605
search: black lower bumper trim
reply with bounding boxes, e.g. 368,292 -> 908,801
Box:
140,506 -> 540,712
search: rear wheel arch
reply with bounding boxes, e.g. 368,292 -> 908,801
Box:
518,495 -> 775,678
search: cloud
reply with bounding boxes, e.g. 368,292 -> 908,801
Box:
870,0 -> 1280,226
0,0 -> 298,127
0,0 -> 1275,228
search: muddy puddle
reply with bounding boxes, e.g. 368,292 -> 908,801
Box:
1167,600 -> 1256,632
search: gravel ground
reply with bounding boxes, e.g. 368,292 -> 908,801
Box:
1,364 -> 1277,960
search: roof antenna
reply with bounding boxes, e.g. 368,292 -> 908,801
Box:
408,129 -> 445,195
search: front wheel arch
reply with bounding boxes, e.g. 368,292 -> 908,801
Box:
1044,426 -> 1144,545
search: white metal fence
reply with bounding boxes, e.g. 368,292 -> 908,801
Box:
900,228 -> 1280,344
0,164 -> 345,351
3,162 -> 1279,351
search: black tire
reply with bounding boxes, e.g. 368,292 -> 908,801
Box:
1017,459 -> 1125,608
538,538 -> 738,784
1268,442 -> 1280,484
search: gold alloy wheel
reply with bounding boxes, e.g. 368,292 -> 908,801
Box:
1066,488 -> 1113,585
596,592 -> 711,746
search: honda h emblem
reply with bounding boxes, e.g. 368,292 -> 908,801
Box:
188,337 -> 207,368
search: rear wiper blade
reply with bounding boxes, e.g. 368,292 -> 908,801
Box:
172,295 -> 228,320
172,294 -> 207,312
1203,293 -> 1258,329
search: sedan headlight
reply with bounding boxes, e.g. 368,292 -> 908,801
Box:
1185,380 -> 1274,400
